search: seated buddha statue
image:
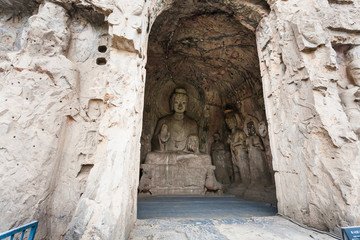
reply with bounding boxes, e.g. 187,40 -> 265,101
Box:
151,88 -> 199,153
139,88 -> 221,195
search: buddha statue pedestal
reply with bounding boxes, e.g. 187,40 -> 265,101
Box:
139,152 -> 217,195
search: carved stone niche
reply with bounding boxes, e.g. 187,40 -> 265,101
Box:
336,45 -> 360,138
139,88 -> 221,195
87,99 -> 104,121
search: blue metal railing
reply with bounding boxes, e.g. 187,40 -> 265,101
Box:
0,221 -> 38,240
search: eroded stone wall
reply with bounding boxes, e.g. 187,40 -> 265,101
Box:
0,1 -> 148,239
257,0 -> 360,232
47,8 -> 109,239
0,2 -> 79,238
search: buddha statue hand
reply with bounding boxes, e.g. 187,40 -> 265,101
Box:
159,124 -> 170,143
186,135 -> 200,154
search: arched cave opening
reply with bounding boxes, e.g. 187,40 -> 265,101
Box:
139,0 -> 276,208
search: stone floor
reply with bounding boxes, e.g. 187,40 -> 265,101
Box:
129,196 -> 337,240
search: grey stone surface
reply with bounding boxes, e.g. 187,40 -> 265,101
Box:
130,217 -> 335,240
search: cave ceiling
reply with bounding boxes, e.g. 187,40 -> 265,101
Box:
0,0 -> 40,13
146,1 -> 266,105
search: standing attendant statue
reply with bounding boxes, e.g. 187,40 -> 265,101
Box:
211,133 -> 231,184
225,111 -> 251,185
246,121 -> 270,186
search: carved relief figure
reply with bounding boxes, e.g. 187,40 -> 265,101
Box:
225,111 -> 251,185
152,88 -> 199,152
347,46 -> 360,87
211,133 -> 231,184
339,46 -> 360,137
258,121 -> 267,138
246,121 -> 270,186
87,99 -> 103,121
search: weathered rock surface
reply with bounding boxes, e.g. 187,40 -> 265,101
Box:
0,0 -> 359,239
0,2 -> 79,238
257,0 -> 360,232
1,1 -> 146,239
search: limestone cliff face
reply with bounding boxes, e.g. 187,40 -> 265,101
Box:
257,0 -> 360,231
1,1 -> 146,239
0,0 -> 359,239
0,2 -> 80,238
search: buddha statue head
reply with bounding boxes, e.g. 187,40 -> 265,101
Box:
258,121 -> 267,137
213,132 -> 221,142
170,88 -> 188,113
347,46 -> 360,86
225,111 -> 238,131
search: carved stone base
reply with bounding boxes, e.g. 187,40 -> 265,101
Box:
139,152 -> 220,195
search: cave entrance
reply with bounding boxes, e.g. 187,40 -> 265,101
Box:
138,0 -> 276,214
